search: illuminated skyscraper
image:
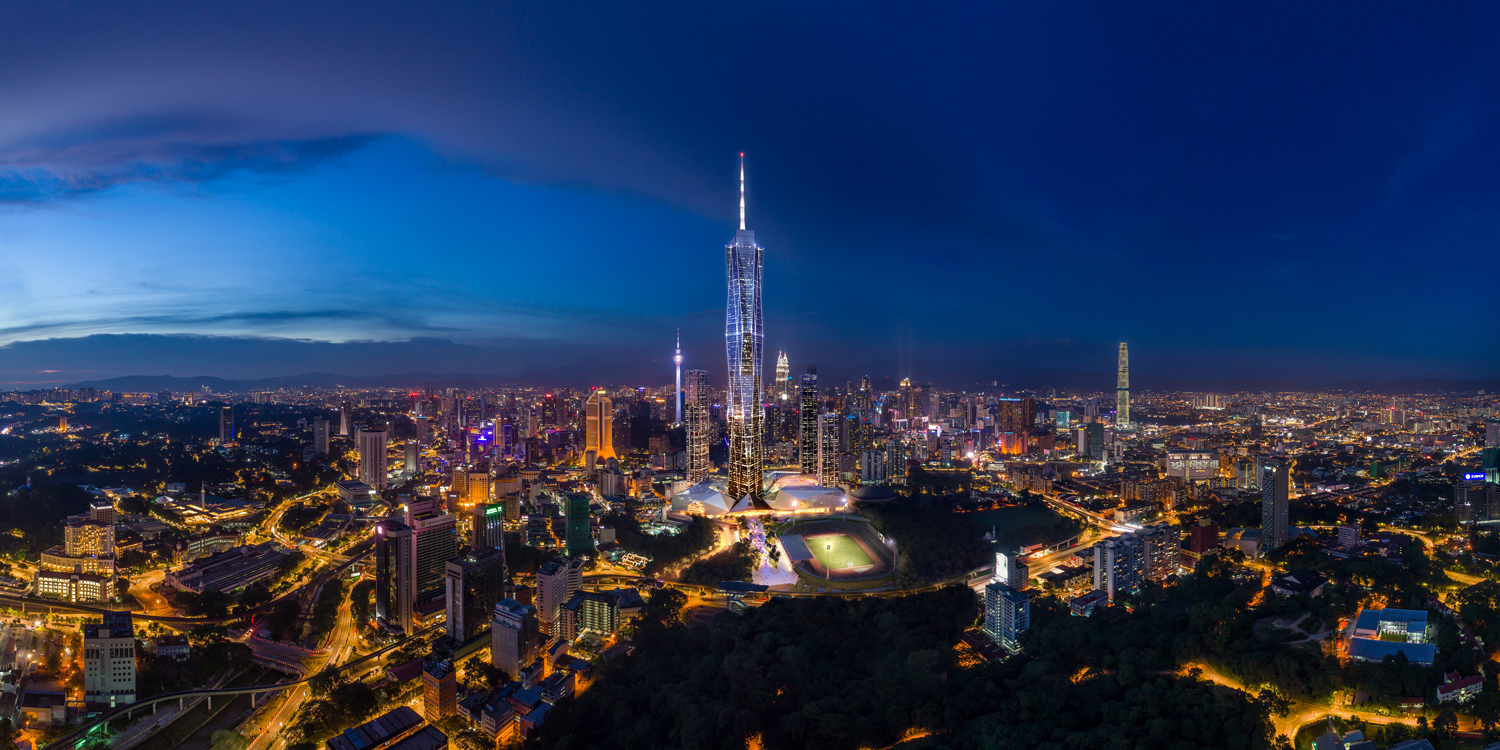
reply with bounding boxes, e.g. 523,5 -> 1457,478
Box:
339,399 -> 352,437
1116,342 -> 1130,428
541,393 -> 559,429
673,331 -> 684,424
725,154 -> 765,500
1261,459 -> 1289,552
800,366 -> 819,475
774,350 -> 790,401
358,428 -> 388,490
584,390 -> 616,460
685,369 -> 711,482
218,406 -> 234,445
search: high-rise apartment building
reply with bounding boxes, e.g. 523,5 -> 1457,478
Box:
406,500 -> 457,608
799,366 -> 819,475
685,369 -> 711,483
584,391 -> 616,460
491,598 -> 539,681
313,418 -> 330,456
1093,533 -> 1149,602
1116,342 -> 1130,428
983,582 -> 1029,654
1260,459 -> 1289,552
375,520 -> 414,633
218,406 -> 234,445
725,155 -> 765,500
358,428 -> 389,490
445,548 -> 508,642
534,558 -> 582,637
84,611 -> 136,708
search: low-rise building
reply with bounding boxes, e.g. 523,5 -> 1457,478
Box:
165,542 -> 290,593
35,570 -> 109,603
1270,568 -> 1327,598
1436,671 -> 1482,704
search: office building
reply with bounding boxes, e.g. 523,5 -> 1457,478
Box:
358,428 -> 389,490
445,548 -> 508,642
90,499 -> 116,526
452,469 -> 490,505
1188,518 -> 1219,555
1456,481 -> 1500,525
799,366 -> 819,475
218,406 -> 234,445
313,419 -> 330,456
404,441 -> 418,475
65,519 -> 115,557
491,598 -> 539,682
541,393 -> 559,428
995,550 -> 1029,590
1488,421 -> 1499,448
375,519 -> 415,634
406,500 -> 457,607
584,391 -> 616,460
563,493 -> 592,557
983,582 -> 1029,655
471,503 -> 505,550
339,399 -> 352,437
84,611 -> 136,708
725,155 -> 765,501
1261,459 -> 1289,552
817,412 -> 838,487
775,350 -> 791,401
1116,342 -> 1130,428
534,558 -> 581,637
422,661 -> 456,723
685,369 -> 711,483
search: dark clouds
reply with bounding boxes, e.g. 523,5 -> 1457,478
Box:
0,1 -> 1498,382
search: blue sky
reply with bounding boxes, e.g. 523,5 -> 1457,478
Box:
2,2 -> 1498,388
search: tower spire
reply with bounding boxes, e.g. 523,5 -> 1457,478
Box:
739,152 -> 746,231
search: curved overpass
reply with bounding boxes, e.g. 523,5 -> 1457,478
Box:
45,623 -> 436,750
5,540 -> 370,626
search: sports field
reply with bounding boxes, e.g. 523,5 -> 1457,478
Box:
806,533 -> 876,574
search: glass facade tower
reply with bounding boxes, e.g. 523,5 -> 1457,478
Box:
726,156 -> 765,500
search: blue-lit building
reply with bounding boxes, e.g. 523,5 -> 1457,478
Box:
1346,608 -> 1435,665
725,156 -> 765,501
983,581 -> 1029,654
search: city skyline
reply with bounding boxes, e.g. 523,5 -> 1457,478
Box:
3,3 -> 1499,389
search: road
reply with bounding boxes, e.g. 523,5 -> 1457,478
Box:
242,596 -> 360,750
1189,661 -> 1419,739
129,569 -> 172,615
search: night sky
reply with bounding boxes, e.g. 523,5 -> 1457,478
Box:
2,2 -> 1498,389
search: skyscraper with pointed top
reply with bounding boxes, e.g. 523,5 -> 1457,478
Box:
774,350 -> 790,401
1116,343 -> 1130,429
725,154 -> 765,500
673,330 -> 684,424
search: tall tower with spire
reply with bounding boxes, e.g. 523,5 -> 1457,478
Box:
673,330 -> 684,424
1116,342 -> 1130,429
725,154 -> 765,501
774,350 -> 790,401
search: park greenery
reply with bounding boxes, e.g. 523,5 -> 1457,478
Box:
861,498 -> 994,586
679,540 -> 755,586
604,506 -> 719,577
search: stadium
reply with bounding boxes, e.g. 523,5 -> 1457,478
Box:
775,517 -> 897,584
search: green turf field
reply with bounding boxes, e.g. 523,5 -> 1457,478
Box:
808,533 -> 876,572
